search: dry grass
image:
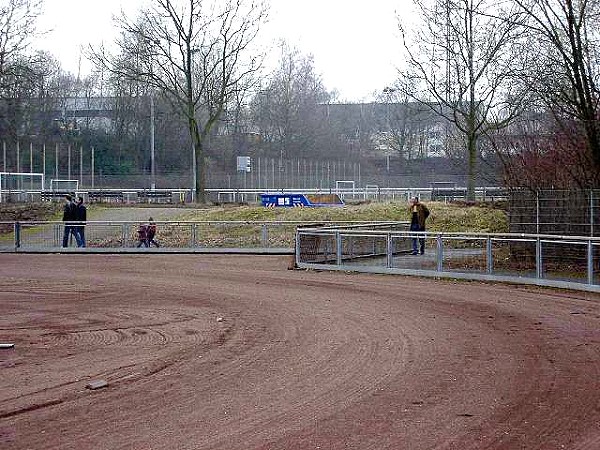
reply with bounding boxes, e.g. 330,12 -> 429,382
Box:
176,201 -> 509,234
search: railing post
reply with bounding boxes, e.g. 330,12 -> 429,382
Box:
122,223 -> 128,248
486,236 -> 493,274
387,232 -> 393,268
191,223 -> 197,247
336,231 -> 342,265
14,222 -> 21,250
591,190 -> 595,237
536,192 -> 540,234
588,240 -> 594,285
295,229 -> 301,264
436,234 -> 443,272
262,223 -> 268,247
536,237 -> 543,279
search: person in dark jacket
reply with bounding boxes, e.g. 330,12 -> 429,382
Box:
62,194 -> 82,247
75,196 -> 87,247
137,223 -> 149,248
409,197 -> 430,255
147,217 -> 159,248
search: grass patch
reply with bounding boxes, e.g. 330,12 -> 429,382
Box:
176,201 -> 509,233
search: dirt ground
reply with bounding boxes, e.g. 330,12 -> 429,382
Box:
0,254 -> 599,450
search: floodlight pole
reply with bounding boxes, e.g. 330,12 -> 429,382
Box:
192,143 -> 196,202
42,143 -> 46,190
79,145 -> 83,187
91,146 -> 95,189
55,143 -> 59,179
67,145 -> 71,180
150,94 -> 156,190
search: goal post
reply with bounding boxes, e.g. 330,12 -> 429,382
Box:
335,180 -> 356,201
0,172 -> 45,202
50,179 -> 79,193
365,184 -> 379,199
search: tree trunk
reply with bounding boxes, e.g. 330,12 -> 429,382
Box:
467,132 -> 477,201
188,116 -> 205,203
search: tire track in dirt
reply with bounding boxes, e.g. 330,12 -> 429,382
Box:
0,254 -> 599,449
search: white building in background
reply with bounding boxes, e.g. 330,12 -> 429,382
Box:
320,102 -> 457,159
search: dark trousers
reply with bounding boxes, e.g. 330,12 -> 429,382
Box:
63,225 -> 83,247
76,226 -> 86,247
410,223 -> 425,254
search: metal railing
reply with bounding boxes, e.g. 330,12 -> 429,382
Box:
0,220 -> 401,254
295,227 -> 600,293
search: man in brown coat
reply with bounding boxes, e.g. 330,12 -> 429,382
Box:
409,197 -> 430,255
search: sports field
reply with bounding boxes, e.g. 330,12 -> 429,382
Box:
1,253 -> 599,449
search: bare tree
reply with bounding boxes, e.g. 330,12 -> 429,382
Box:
399,0 -> 527,199
378,83 -> 451,160
0,0 -> 42,83
0,0 -> 43,137
92,0 -> 268,202
512,0 -> 600,187
250,43 -> 334,160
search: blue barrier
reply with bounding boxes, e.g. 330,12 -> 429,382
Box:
261,193 -> 344,207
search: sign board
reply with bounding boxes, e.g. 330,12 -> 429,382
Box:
237,156 -> 251,173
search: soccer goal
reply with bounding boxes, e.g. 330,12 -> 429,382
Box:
335,180 -> 356,200
0,172 -> 45,202
50,179 -> 79,193
365,184 -> 379,200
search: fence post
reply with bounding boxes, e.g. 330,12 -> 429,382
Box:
191,223 -> 196,247
486,236 -> 493,274
386,232 -> 393,268
14,222 -> 21,250
336,231 -> 342,265
536,191 -> 540,234
122,224 -> 128,248
587,240 -> 594,285
591,190 -> 595,237
295,229 -> 301,264
436,234 -> 443,272
536,237 -> 543,279
262,223 -> 268,247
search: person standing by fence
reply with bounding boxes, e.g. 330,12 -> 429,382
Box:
409,197 -> 430,255
75,196 -> 87,247
62,194 -> 82,247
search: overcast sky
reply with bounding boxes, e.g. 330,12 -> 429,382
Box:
36,0 -> 404,102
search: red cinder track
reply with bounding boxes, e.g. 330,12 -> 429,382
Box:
1,254 -> 599,450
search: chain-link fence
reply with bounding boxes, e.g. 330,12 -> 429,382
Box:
510,190 -> 600,236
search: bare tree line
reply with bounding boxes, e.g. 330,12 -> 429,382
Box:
1,0 -> 600,201
398,0 -> 600,198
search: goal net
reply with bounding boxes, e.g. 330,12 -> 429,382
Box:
50,179 -> 79,193
365,184 -> 379,199
0,172 -> 44,191
335,180 -> 355,200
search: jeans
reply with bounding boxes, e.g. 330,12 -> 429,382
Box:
76,227 -> 86,247
410,223 -> 425,254
63,225 -> 83,247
